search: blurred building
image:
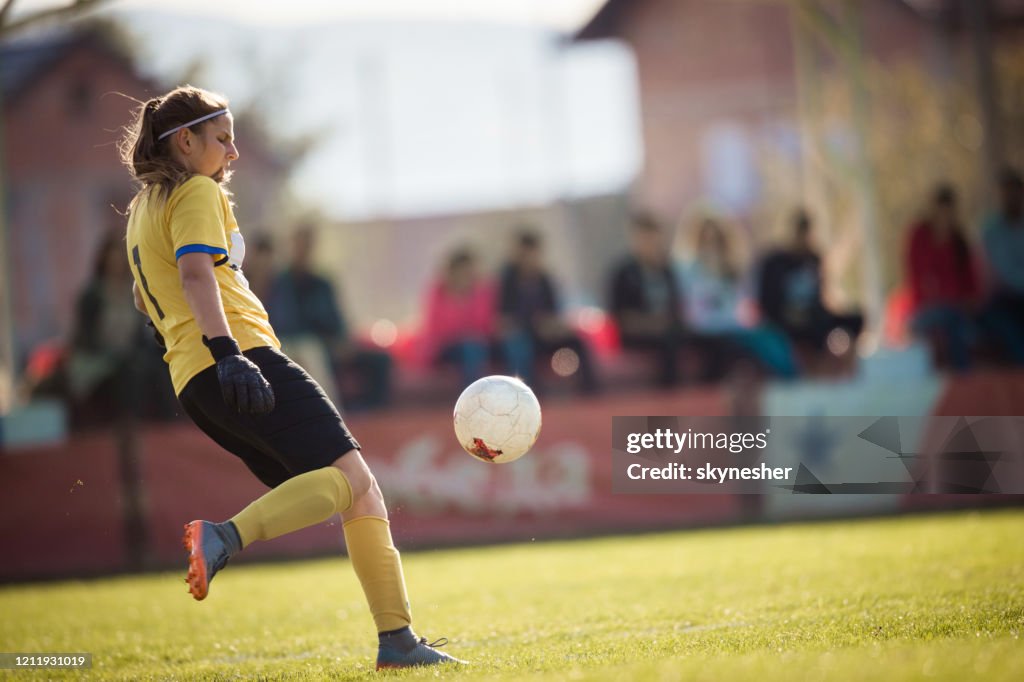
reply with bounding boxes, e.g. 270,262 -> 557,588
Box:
575,0 -> 1024,228
1,28 -> 294,369
3,30 -> 150,366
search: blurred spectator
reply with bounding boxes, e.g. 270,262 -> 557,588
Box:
756,208 -> 863,354
267,226 -> 392,411
980,168 -> 1024,364
64,232 -> 172,426
243,232 -> 276,303
678,217 -> 799,379
608,212 -> 686,387
420,247 -> 496,388
497,229 -> 598,394
905,184 -> 980,371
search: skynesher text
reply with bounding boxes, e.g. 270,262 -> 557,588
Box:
626,462 -> 793,483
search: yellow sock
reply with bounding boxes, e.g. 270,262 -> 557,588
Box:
343,516 -> 412,632
230,467 -> 352,547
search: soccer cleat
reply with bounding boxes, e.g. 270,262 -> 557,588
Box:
375,636 -> 467,670
182,520 -> 233,601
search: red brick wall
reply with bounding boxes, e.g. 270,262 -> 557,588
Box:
5,44 -> 149,355
608,0 -> 931,224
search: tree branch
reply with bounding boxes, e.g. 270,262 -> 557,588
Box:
0,0 -> 107,38
0,0 -> 16,27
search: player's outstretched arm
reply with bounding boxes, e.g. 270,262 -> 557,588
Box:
178,253 -> 275,414
178,253 -> 232,338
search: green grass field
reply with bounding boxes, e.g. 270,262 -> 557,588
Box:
2,509 -> 1022,681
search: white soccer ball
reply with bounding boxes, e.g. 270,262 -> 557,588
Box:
453,375 -> 542,464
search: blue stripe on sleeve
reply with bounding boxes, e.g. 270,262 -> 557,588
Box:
175,244 -> 229,260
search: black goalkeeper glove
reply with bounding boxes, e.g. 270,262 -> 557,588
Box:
203,336 -> 276,415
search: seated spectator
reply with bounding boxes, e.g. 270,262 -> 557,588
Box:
756,208 -> 863,354
66,231 -> 173,426
608,212 -> 686,387
267,225 -> 392,411
420,247 -> 496,388
678,217 -> 799,379
497,229 -> 598,394
980,168 -> 1024,364
905,184 -> 980,371
243,232 -> 276,303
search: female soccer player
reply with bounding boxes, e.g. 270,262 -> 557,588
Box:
119,85 -> 462,670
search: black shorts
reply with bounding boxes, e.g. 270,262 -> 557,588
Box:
178,346 -> 360,488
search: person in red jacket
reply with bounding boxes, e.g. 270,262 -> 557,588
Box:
905,184 -> 980,370
419,247 -> 497,388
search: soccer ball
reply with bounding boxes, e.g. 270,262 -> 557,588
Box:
453,375 -> 542,464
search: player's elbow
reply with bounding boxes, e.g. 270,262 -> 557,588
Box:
178,268 -> 207,286
178,253 -> 217,288
179,271 -> 212,301
132,282 -> 148,315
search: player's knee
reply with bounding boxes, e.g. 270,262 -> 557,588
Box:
364,474 -> 385,505
342,473 -> 387,520
347,465 -> 373,501
334,452 -> 372,500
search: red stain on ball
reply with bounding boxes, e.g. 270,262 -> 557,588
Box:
470,438 -> 503,462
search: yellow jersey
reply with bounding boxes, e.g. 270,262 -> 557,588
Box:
126,175 -> 280,395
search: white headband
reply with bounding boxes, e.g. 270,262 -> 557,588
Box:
157,109 -> 229,141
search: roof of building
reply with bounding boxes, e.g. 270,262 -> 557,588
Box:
573,0 -> 1024,41
901,0 -> 1024,19
573,0 -> 628,41
1,29 -> 140,101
